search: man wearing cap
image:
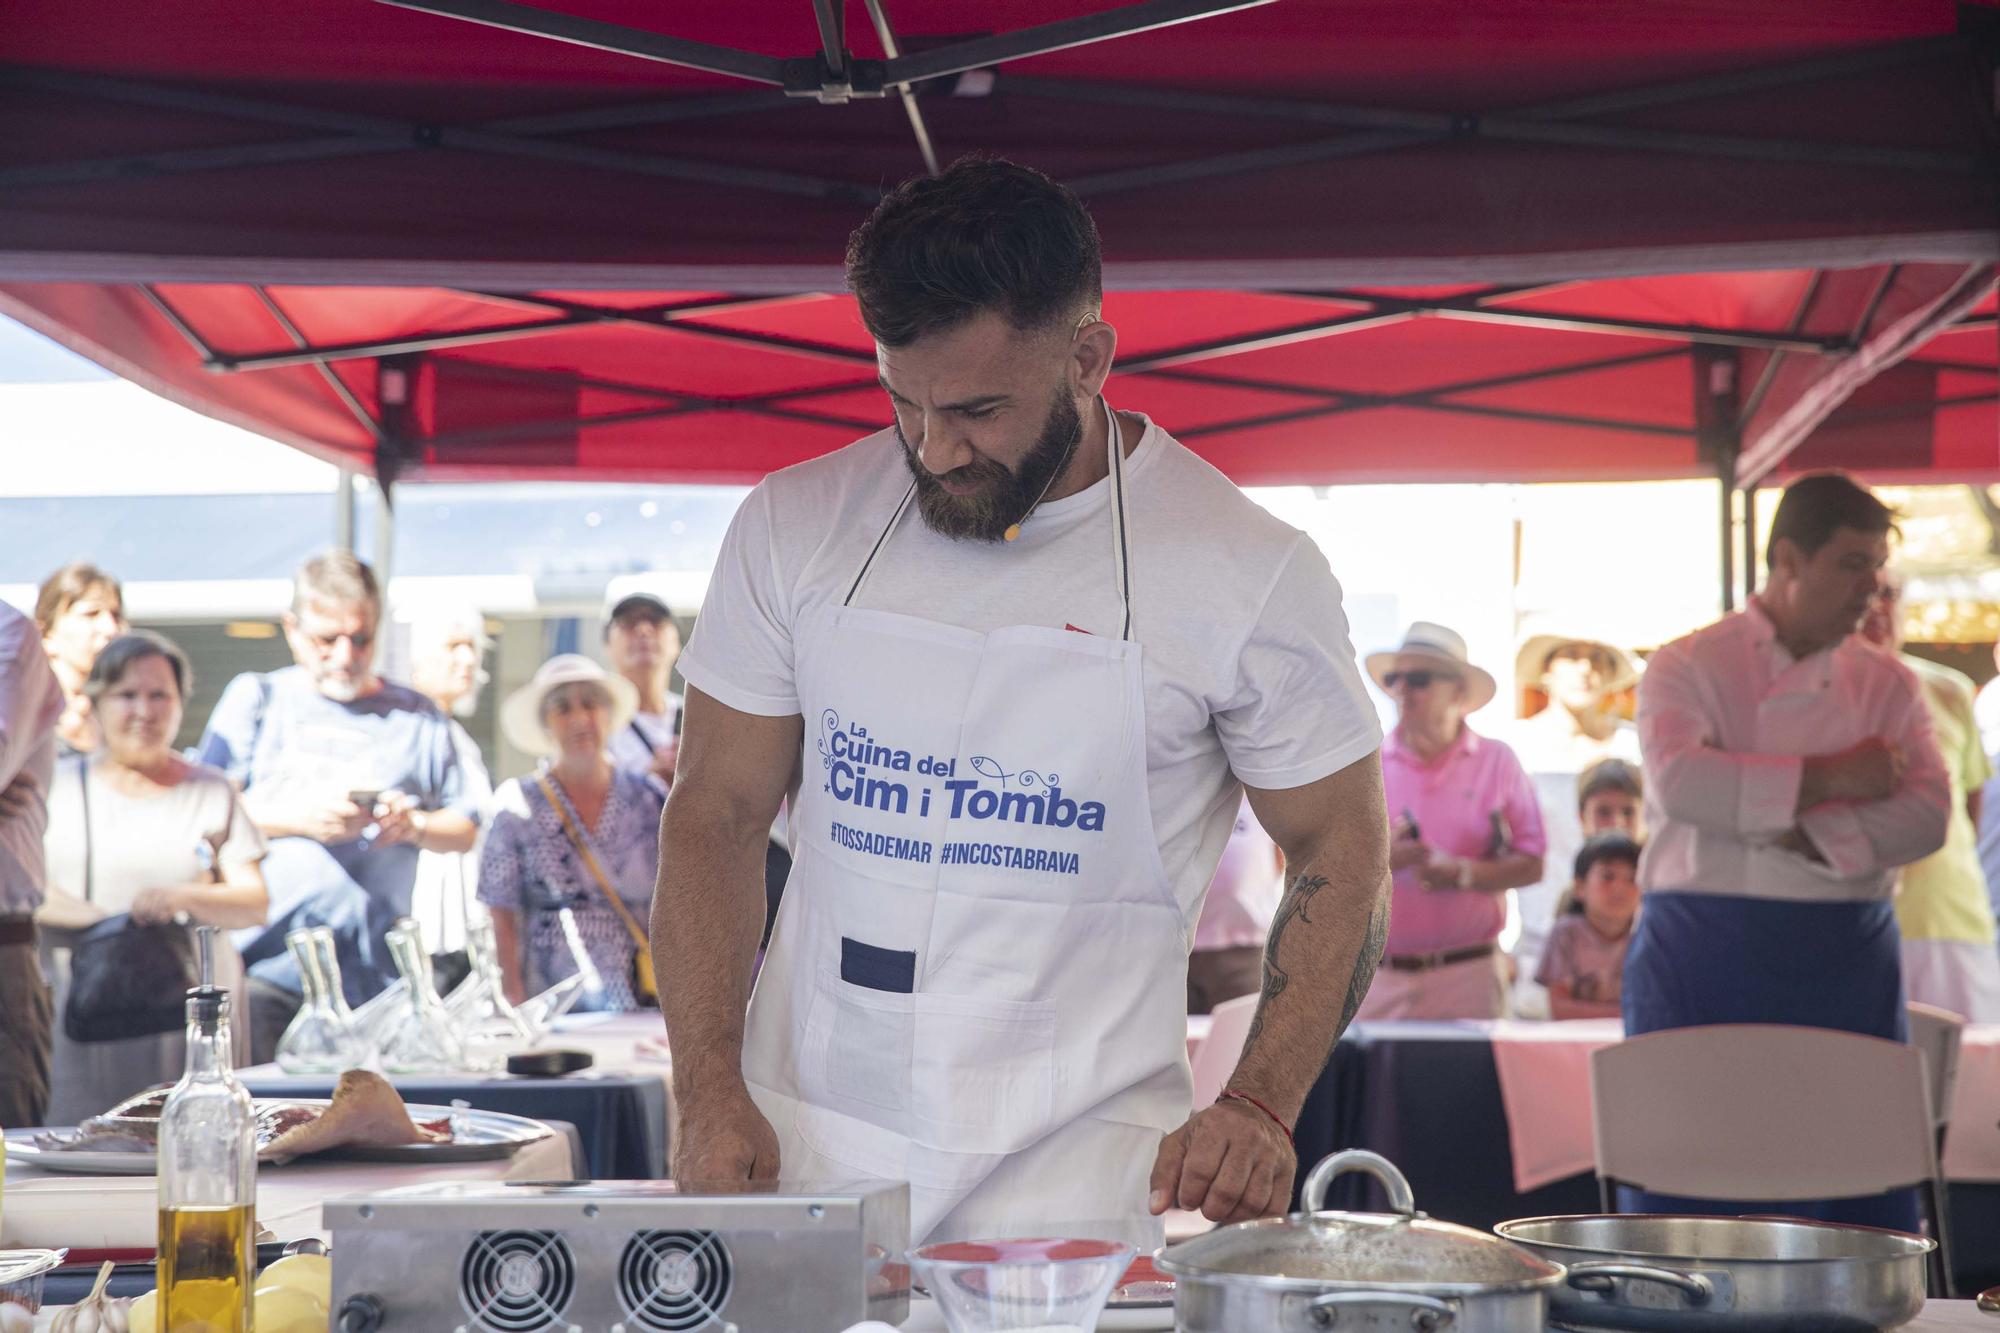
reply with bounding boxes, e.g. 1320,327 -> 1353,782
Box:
604,592 -> 683,787
1507,631 -> 1641,1018
657,157 -> 1389,1248
1357,622 -> 1547,1021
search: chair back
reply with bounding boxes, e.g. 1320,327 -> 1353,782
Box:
1906,1001 -> 1965,1131
1590,1024 -> 1936,1201
1189,993 -> 1260,1112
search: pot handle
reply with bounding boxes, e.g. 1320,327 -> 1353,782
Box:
1565,1260 -> 1715,1306
1307,1290 -> 1456,1331
1301,1150 -> 1417,1218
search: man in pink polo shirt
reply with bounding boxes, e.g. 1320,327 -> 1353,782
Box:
1356,622 -> 1547,1020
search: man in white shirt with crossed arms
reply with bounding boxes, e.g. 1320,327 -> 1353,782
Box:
656,157 -> 1390,1247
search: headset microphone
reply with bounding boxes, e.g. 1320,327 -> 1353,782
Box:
1002,402 -> 1089,543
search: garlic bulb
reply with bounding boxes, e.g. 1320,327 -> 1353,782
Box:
51,1260 -> 129,1333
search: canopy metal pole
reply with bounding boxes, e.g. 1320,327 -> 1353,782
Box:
333,470 -> 357,553
1742,483 -> 1760,601
1719,474 -> 1736,614
372,481 -> 394,584
1693,347 -> 1743,614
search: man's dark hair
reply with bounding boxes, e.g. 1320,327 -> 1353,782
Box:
1576,758 -> 1643,810
1572,831 -> 1641,889
1764,471 -> 1897,570
846,156 -> 1102,347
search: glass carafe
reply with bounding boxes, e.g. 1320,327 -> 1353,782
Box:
158,987 -> 257,1333
375,922 -> 466,1072
274,929 -> 368,1073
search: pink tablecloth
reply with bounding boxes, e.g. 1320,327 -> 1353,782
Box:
1488,1018 -> 1624,1192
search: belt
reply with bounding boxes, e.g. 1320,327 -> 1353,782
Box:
0,915 -> 36,949
1384,941 -> 1496,973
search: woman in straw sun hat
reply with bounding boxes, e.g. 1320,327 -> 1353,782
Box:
1358,622 -> 1546,1021
480,655 -> 664,1012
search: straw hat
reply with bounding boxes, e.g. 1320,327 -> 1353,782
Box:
1364,622 -> 1498,712
501,654 -> 638,758
1514,631 -> 1641,699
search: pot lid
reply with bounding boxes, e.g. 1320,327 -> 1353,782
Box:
1157,1152 -> 1561,1290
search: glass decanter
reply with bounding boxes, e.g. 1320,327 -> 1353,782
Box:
273,928 -> 368,1073
375,922 -> 466,1072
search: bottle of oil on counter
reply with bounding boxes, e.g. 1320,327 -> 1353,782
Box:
157,984 -> 256,1332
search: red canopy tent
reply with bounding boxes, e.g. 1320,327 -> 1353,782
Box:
1,0 -> 1995,518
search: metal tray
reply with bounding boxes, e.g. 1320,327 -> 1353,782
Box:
6,1102 -> 550,1175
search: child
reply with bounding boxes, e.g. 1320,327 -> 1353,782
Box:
1576,757 -> 1643,841
1536,832 -> 1641,1020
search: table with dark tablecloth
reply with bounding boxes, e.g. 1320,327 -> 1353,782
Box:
1287,1021 -> 2000,1295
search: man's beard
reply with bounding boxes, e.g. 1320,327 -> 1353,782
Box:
899,388 -> 1082,542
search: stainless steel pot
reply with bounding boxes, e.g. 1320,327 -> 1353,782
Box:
1494,1214 -> 1934,1332
1156,1151 -> 1567,1332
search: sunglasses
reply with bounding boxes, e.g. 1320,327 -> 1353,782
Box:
1385,669 -> 1455,691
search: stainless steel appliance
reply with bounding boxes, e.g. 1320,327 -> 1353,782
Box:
325,1178 -> 908,1333
1495,1214 -> 1933,1332
1157,1151 -> 1572,1332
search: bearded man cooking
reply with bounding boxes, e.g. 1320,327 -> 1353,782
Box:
657,157 -> 1390,1248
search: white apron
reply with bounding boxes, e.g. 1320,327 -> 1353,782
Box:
743,401 -> 1192,1248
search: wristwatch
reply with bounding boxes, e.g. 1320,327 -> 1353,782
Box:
1456,858 -> 1475,891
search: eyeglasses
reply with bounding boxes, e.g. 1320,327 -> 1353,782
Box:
303,628 -> 374,654
1384,669 -> 1453,690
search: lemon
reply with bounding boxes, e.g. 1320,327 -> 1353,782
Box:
253,1282 -> 327,1333
256,1253 -> 332,1305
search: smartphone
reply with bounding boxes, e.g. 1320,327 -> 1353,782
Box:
347,788 -> 382,811
1400,808 -> 1422,841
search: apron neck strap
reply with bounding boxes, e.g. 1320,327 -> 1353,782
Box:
846,397 -> 1134,642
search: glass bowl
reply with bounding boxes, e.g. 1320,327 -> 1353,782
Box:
909,1237 -> 1136,1333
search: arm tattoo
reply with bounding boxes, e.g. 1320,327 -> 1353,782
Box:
1245,872 -> 1329,1046
1336,895 -> 1390,1035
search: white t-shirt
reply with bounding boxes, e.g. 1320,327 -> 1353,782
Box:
678,414 -> 1382,920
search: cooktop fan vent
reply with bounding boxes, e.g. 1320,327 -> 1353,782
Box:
619,1228 -> 735,1331
459,1228 -> 577,1332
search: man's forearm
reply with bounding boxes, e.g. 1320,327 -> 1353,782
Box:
415,810 -> 477,854
1228,845 -> 1391,1123
1471,851 -> 1542,894
654,789 -> 769,1108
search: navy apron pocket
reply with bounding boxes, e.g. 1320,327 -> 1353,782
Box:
840,937 -> 917,993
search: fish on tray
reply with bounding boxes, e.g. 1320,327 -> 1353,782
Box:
32,1071 -> 455,1161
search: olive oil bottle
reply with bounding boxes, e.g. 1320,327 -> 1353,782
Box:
157,984 -> 256,1333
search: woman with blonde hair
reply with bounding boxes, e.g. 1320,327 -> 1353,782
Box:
34,563 -> 126,757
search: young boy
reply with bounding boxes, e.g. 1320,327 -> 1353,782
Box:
1536,832 -> 1641,1020
1577,757 -> 1643,841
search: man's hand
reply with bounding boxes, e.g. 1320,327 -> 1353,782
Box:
371,790 -> 426,847
671,1090 -> 781,1184
648,738 -> 680,789
1150,1098 -> 1296,1225
1388,838 -> 1429,873
1417,854 -> 1468,892
279,796 -> 372,845
1802,738 -> 1904,807
129,885 -> 187,925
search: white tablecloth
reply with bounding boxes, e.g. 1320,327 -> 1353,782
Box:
0,1131 -> 573,1251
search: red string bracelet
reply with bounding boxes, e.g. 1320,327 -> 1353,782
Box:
1220,1088 -> 1295,1147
